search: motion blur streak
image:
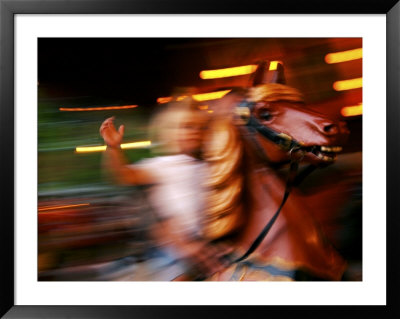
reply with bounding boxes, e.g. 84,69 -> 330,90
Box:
158,91 -> 229,104
38,203 -> 90,212
200,65 -> 257,79
341,104 -> 362,117
268,61 -> 282,71
176,95 -> 188,101
192,90 -> 231,101
325,48 -> 362,64
157,97 -> 173,104
121,141 -> 152,149
59,105 -> 138,111
75,145 -> 107,153
333,78 -> 362,91
75,141 -> 152,153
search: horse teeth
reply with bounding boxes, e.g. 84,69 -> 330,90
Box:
316,152 -> 336,161
321,146 -> 342,152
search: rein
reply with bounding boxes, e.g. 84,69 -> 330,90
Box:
233,153 -> 302,263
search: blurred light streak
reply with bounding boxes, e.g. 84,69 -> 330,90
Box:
157,97 -> 173,104
268,61 -> 282,71
157,90 -> 231,104
198,105 -> 209,110
200,65 -> 257,79
38,203 -> 90,212
59,105 -> 138,112
176,95 -> 188,101
121,141 -> 152,149
76,145 -> 107,153
192,90 -> 231,101
341,103 -> 362,117
75,141 -> 152,153
325,48 -> 362,64
333,78 -> 362,91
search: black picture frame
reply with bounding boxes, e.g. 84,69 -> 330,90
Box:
1,0 -> 399,318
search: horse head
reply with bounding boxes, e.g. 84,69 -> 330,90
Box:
237,83 -> 350,166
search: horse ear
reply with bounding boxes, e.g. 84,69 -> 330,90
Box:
251,61 -> 286,86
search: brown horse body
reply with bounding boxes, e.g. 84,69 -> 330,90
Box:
205,89 -> 350,281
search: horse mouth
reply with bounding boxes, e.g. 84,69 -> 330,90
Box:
309,145 -> 343,162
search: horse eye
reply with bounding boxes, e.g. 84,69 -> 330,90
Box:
259,110 -> 272,121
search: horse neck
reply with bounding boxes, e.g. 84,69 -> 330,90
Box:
242,139 -> 288,207
234,140 -> 297,247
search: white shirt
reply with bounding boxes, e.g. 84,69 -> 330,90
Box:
135,154 -> 208,237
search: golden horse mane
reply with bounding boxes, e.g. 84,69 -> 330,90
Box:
202,115 -> 245,240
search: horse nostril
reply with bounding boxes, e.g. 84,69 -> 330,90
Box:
323,123 -> 339,135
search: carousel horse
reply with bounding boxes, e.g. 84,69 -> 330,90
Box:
38,62 -> 354,281
196,61 -> 351,281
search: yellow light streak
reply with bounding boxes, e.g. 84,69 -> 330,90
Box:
268,61 -> 282,71
59,105 -> 138,112
192,90 -> 231,102
333,78 -> 362,91
38,203 -> 90,212
120,141 -> 152,149
341,103 -> 362,117
158,90 -> 231,104
200,65 -> 257,79
75,141 -> 152,153
325,48 -> 362,64
76,145 -> 107,153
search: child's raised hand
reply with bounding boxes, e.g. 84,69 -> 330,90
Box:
99,116 -> 125,148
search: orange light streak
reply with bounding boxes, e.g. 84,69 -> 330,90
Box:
157,97 -> 173,104
341,103 -> 362,117
75,141 -> 151,153
333,78 -> 362,91
200,65 -> 258,79
59,105 -> 138,112
176,95 -> 188,101
38,203 -> 90,212
325,48 -> 362,64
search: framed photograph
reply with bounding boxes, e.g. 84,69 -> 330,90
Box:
1,0 -> 399,318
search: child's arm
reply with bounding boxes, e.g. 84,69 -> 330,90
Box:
100,116 -> 154,185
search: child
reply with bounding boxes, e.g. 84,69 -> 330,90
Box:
99,99 -> 229,280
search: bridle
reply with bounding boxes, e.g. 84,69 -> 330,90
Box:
234,99 -> 303,152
